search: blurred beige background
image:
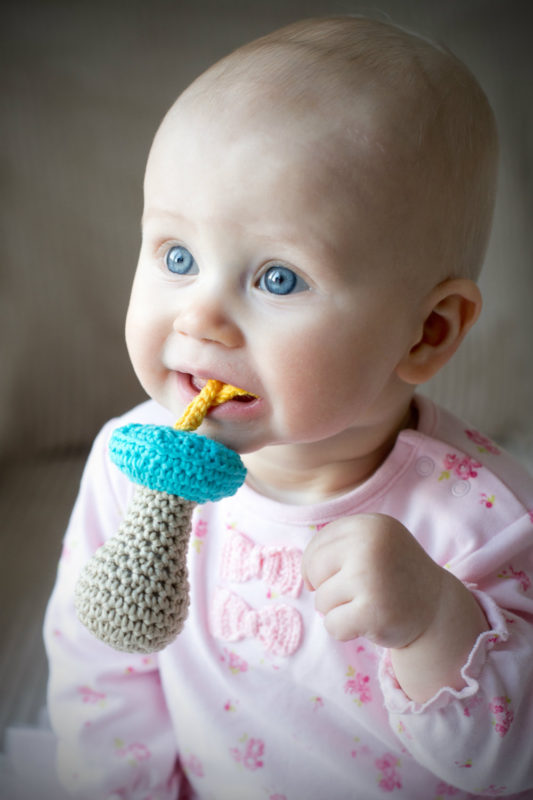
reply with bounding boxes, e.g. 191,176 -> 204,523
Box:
1,0 -> 532,745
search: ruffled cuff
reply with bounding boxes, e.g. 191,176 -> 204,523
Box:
378,586 -> 510,715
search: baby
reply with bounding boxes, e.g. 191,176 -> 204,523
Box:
45,16 -> 533,800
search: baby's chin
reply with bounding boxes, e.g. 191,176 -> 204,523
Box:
197,424 -> 270,456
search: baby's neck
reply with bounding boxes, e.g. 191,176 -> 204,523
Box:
243,402 -> 417,505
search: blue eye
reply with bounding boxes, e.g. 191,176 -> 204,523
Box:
258,265 -> 308,295
165,245 -> 198,275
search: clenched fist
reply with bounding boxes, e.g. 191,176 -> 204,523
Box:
301,513 -> 443,648
302,513 -> 488,702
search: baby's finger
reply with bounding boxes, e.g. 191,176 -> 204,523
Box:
323,600 -> 362,642
314,574 -> 356,616
301,524 -> 343,590
301,548 -> 341,592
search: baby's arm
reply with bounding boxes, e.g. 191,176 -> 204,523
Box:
44,420 -> 181,800
302,512 -> 533,793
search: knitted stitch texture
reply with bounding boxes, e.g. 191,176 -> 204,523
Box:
220,530 -> 303,598
212,587 -> 303,657
75,487 -> 195,653
109,425 -> 246,503
75,380 -> 250,653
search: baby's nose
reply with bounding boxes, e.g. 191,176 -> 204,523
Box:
173,300 -> 244,348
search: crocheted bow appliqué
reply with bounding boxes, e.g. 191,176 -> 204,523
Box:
212,588 -> 302,657
220,530 -> 303,597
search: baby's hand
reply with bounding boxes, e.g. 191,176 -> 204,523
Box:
301,513 -> 444,649
302,513 -> 489,702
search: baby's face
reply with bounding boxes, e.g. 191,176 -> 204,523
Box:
126,89 -> 427,455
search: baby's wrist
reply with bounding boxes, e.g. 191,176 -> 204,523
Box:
390,570 -> 489,703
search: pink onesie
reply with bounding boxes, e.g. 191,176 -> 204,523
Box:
44,394 -> 533,799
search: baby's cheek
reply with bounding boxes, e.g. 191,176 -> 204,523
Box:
126,322 -> 163,392
127,303 -> 161,351
271,379 -> 339,440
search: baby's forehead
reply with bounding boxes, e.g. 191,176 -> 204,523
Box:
159,85 -> 390,220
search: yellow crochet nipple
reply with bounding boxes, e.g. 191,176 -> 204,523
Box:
175,379 -> 256,432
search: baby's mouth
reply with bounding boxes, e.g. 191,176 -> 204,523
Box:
229,393 -> 256,403
190,375 -> 256,403
191,375 -> 209,392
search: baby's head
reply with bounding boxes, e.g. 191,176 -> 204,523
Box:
126,17 -> 498,454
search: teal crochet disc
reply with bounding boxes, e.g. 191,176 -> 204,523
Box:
109,424 -> 246,503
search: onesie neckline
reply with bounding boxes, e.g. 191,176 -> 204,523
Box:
236,394 -> 439,526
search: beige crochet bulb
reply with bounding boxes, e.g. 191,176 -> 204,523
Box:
75,489 -> 195,653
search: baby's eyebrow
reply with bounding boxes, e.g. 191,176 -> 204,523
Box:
141,207 -> 190,228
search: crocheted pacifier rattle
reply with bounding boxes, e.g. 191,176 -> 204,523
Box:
74,380 -> 253,654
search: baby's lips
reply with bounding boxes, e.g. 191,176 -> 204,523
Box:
201,376 -> 258,401
214,382 -> 258,403
176,378 -> 258,431
182,370 -> 259,401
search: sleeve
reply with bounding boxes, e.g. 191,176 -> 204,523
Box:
378,512 -> 533,796
44,419 -> 183,800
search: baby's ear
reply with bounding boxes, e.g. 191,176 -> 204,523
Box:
396,278 -> 482,385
